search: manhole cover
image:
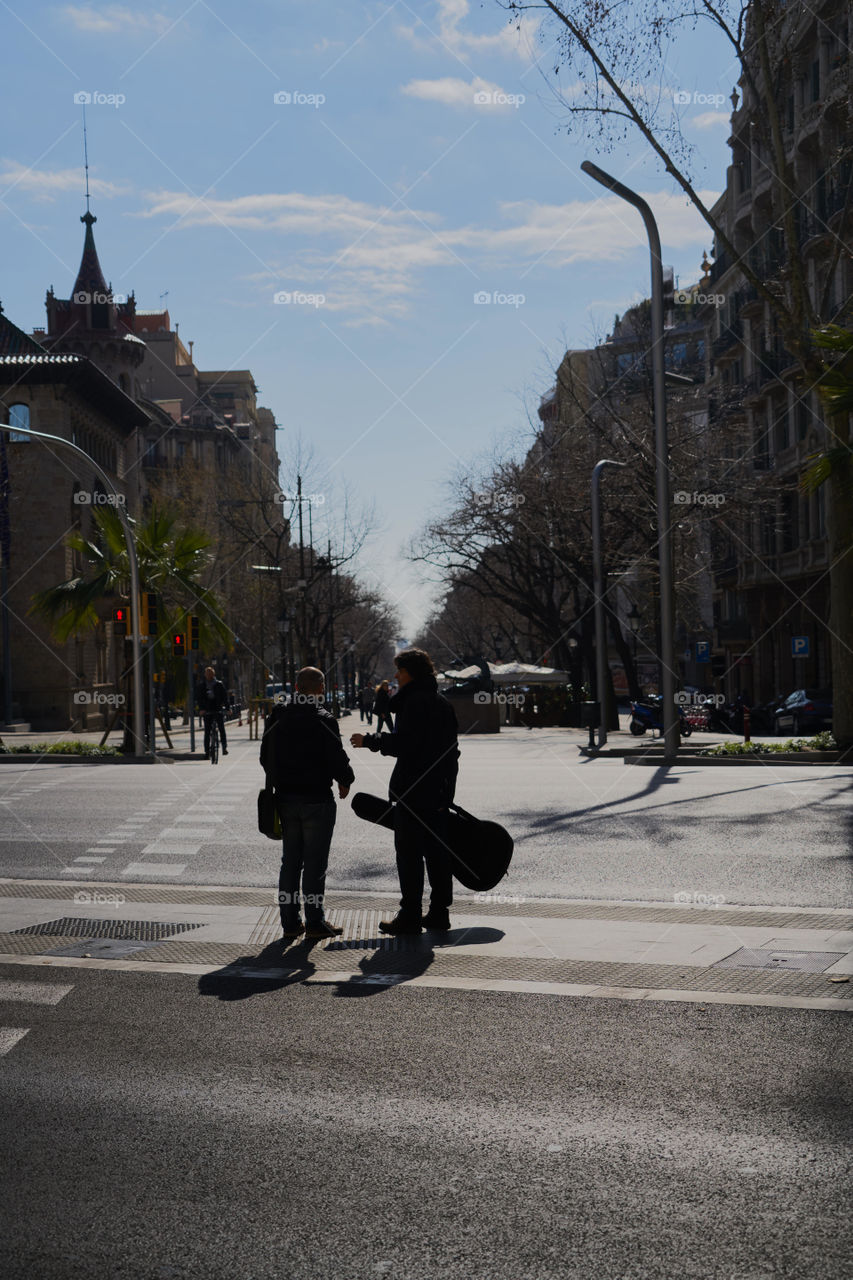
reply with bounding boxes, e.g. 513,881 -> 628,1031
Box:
714,948 -> 846,973
13,917 -> 203,941
45,938 -> 166,958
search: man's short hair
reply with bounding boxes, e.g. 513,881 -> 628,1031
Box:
204,666 -> 215,678
296,666 -> 325,694
394,648 -> 435,682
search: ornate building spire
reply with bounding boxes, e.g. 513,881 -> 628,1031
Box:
72,210 -> 108,302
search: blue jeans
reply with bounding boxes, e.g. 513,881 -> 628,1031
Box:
277,797 -> 336,927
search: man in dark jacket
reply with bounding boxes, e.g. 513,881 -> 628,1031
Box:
261,667 -> 355,941
196,666 -> 228,757
351,648 -> 459,935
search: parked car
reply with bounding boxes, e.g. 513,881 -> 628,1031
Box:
773,689 -> 833,736
749,694 -> 787,734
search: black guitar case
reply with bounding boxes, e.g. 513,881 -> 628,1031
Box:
351,792 -> 513,893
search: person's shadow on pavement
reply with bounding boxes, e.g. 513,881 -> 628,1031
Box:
197,937 -> 321,1001
331,925 -> 504,998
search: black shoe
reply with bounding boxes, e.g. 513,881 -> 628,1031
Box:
223,748 -> 228,755
379,912 -> 422,936
304,920 -> 343,939
422,909 -> 451,931
281,921 -> 304,940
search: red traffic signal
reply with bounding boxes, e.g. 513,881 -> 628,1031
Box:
172,633 -> 185,656
113,607 -> 127,637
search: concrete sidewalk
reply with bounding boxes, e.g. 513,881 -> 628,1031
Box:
0,879 -> 850,1012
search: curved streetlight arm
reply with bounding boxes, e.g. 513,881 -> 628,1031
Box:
0,423 -> 146,757
581,160 -> 678,760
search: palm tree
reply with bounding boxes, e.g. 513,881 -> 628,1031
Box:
31,505 -> 232,744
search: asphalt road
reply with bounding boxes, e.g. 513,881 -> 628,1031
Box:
1,963 -> 851,1280
0,728 -> 850,907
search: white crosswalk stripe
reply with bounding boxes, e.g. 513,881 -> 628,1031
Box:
0,978 -> 74,1059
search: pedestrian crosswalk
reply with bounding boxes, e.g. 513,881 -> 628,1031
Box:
0,977 -> 74,1058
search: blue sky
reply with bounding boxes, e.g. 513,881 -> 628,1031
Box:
1,0 -> 737,634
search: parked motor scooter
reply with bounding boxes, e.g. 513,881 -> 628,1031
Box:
629,697 -> 692,737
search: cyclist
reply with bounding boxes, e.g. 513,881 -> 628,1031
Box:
197,665 -> 228,758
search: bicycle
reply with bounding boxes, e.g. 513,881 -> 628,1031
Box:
205,713 -> 220,765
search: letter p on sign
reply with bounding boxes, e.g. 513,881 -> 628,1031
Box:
792,636 -> 809,658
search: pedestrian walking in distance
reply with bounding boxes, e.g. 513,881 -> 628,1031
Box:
351,648 -> 459,935
373,679 -> 393,733
260,667 -> 354,941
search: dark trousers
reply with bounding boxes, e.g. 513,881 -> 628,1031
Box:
277,797 -> 336,926
393,805 -> 452,918
375,712 -> 393,732
203,712 -> 226,755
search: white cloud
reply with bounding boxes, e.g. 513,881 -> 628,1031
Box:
401,75 -> 510,109
398,0 -> 540,63
61,5 -> 173,35
0,161 -> 126,201
692,111 -> 730,129
140,186 -> 718,324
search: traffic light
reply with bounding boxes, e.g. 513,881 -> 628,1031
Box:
112,606 -> 128,637
662,265 -> 674,327
172,633 -> 185,657
140,592 -> 158,638
189,615 -> 200,650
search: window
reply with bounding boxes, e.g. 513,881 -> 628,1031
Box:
811,60 -> 820,102
781,492 -> 799,551
796,400 -> 810,441
7,403 -> 30,441
774,405 -> 790,451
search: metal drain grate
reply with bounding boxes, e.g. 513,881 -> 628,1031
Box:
714,948 -> 846,973
12,917 -> 203,942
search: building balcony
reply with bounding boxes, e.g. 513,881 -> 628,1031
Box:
716,619 -> 751,645
711,323 -> 743,359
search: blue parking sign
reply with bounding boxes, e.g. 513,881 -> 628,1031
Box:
792,636 -> 809,658
696,641 -> 710,663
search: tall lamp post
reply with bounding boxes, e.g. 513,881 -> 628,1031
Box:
581,160 -> 678,761
591,458 -> 626,748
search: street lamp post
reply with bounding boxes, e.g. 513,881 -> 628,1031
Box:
0,422 -> 147,756
591,458 -> 626,748
581,160 -> 679,761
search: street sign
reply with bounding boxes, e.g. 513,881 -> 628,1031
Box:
696,641 -> 710,663
792,636 -> 809,658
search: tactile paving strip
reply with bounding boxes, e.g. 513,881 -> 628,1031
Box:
3,881 -> 850,932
